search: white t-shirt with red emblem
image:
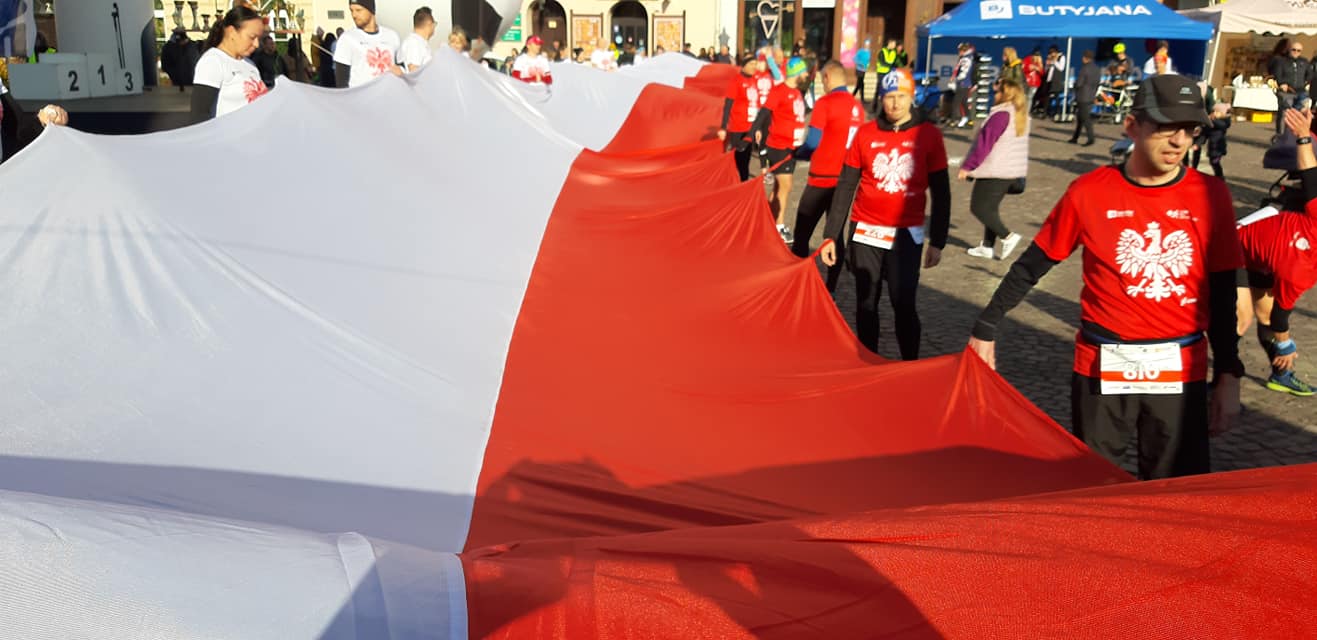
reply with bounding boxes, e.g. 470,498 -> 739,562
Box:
193,47 -> 268,118
333,26 -> 401,88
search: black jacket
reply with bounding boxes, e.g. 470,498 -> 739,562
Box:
0,91 -> 45,163
1074,61 -> 1101,102
1205,117 -> 1230,157
1269,54 -> 1311,93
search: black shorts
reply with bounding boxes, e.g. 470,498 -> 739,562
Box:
764,146 -> 796,175
1247,269 -> 1275,291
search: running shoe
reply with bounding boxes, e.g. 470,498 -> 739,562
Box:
997,232 -> 1023,260
967,245 -> 994,259
1266,371 -> 1315,396
777,224 -> 794,244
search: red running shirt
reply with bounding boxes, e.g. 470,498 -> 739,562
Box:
763,83 -> 805,150
1238,203 -> 1317,311
843,120 -> 948,228
1032,166 -> 1244,381
806,90 -> 865,188
724,73 -> 759,132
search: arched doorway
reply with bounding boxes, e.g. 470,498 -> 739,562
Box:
609,0 -> 647,53
532,0 -> 568,54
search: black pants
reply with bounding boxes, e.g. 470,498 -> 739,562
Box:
727,134 -> 752,182
791,184 -> 844,291
969,178 -> 1013,246
1033,83 -> 1051,115
853,70 -> 866,99
848,225 -> 922,360
1208,155 -> 1224,179
1071,101 -> 1094,142
954,87 -> 972,120
1071,374 -> 1210,480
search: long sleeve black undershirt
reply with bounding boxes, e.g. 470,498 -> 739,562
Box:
821,165 -> 951,251
1208,270 -> 1245,377
721,97 -> 733,130
189,85 -> 218,124
748,107 -> 772,146
971,243 -> 1059,341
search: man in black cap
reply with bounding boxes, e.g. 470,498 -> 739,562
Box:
332,0 -> 402,88
967,74 -> 1245,480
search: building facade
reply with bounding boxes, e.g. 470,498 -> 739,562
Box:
732,0 -> 947,67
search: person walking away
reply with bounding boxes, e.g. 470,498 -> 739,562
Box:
791,60 -> 865,290
1069,50 -> 1100,146
853,39 -> 872,101
875,39 -> 899,77
953,43 -> 977,127
511,36 -> 553,84
1236,108 -> 1317,397
968,74 -> 1244,480
749,57 -> 809,243
894,42 -> 909,69
191,6 -> 267,123
719,54 -> 762,182
820,69 -> 951,359
333,0 -> 402,88
1269,39 -> 1310,136
961,78 -> 1029,260
399,6 -> 436,72
715,45 -> 732,64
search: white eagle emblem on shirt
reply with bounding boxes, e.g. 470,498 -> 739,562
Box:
871,149 -> 913,194
1115,222 -> 1195,302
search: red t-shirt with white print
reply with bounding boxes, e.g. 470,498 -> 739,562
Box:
1032,166 -> 1244,381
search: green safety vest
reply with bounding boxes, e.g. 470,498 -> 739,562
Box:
874,48 -> 898,74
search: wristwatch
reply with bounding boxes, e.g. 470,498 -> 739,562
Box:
1298,136 -> 1313,145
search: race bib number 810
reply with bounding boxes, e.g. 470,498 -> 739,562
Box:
1099,342 -> 1183,395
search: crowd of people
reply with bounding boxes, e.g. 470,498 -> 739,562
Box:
719,44 -> 1317,482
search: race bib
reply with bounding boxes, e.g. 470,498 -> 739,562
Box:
853,222 -> 896,249
1099,342 -> 1183,395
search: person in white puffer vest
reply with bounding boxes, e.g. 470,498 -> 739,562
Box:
959,78 -> 1031,260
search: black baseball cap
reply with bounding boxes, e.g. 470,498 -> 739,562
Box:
1132,75 -> 1210,127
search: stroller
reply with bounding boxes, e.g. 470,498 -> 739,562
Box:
1096,81 -> 1138,124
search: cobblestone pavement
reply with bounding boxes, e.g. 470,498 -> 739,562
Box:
775,108 -> 1317,475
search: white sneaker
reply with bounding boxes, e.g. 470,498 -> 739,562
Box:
956,117 -> 968,128
778,224 -> 794,244
967,245 -> 994,259
997,233 -> 1023,260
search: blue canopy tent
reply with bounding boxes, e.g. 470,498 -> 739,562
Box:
918,0 -> 1215,119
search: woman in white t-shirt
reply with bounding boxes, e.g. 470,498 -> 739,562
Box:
190,6 -> 268,122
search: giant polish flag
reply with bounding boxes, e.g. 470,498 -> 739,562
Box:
0,51 -> 1313,638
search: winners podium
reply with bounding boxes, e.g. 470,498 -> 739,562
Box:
8,0 -> 148,101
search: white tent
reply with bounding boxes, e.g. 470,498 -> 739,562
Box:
1183,0 -> 1317,36
1183,0 -> 1317,83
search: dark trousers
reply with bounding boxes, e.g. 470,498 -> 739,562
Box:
969,178 -> 1013,246
791,184 -> 844,291
848,225 -> 922,360
727,135 -> 752,182
1071,374 -> 1210,480
853,70 -> 866,102
1071,101 -> 1094,142
1033,82 -> 1051,115
954,87 -> 972,120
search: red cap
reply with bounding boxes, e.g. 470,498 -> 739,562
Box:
527,35 -> 543,46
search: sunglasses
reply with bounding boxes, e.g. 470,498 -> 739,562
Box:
1293,48 -> 1305,52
